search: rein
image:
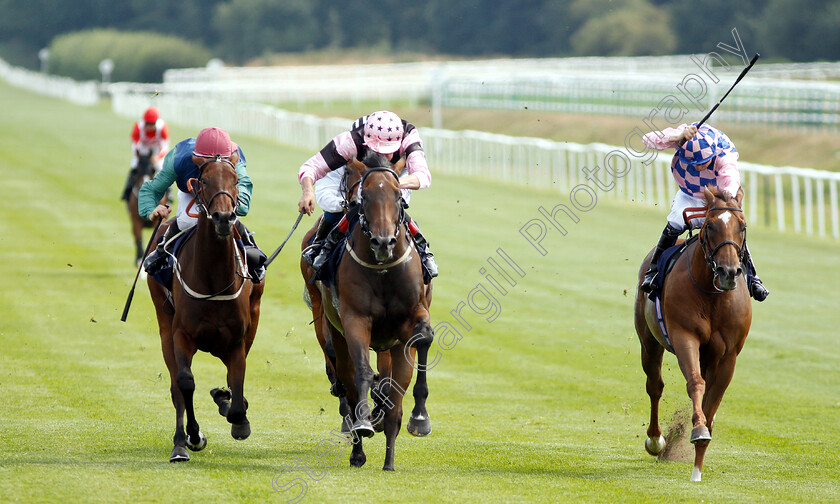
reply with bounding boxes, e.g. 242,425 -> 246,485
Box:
173,156 -> 248,301
689,206 -> 747,294
357,167 -> 405,240
187,156 -> 239,216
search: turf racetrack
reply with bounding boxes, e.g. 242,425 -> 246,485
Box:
1,81 -> 838,503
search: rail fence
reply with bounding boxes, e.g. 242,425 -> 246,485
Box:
109,88 -> 840,240
2,55 -> 838,240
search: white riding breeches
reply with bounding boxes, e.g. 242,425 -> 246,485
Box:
176,190 -> 199,230
667,190 -> 706,231
314,166 -> 413,213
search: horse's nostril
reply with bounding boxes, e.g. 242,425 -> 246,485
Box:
388,237 -> 397,247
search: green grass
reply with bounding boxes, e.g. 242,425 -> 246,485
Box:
1,80 -> 839,503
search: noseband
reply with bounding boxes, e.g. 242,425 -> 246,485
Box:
694,206 -> 747,293
357,167 -> 405,240
187,156 -> 239,215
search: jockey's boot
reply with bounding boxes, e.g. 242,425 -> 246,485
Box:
407,219 -> 438,283
143,221 -> 180,275
302,217 -> 333,267
235,220 -> 266,283
742,243 -> 769,302
640,224 -> 682,293
311,221 -> 347,275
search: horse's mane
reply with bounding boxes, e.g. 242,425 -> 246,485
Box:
361,151 -> 390,169
704,186 -> 741,209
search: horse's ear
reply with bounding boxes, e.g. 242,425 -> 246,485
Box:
392,157 -> 406,173
348,157 -> 368,177
735,186 -> 744,207
191,154 -> 204,167
703,186 -> 716,206
228,150 -> 240,166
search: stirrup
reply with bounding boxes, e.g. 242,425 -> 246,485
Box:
749,279 -> 769,302
640,269 -> 657,293
143,248 -> 166,274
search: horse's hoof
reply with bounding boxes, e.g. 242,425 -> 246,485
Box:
210,388 -> 232,417
187,431 -> 207,452
690,466 -> 702,482
350,453 -> 367,468
382,464 -> 395,472
645,435 -> 666,455
690,426 -> 712,444
407,414 -> 431,437
231,420 -> 251,440
169,446 -> 190,462
352,420 -> 375,439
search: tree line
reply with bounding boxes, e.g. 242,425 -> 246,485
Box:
1,0 -> 838,67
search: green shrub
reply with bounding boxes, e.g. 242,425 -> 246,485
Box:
48,29 -> 213,83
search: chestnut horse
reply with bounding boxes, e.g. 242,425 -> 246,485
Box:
147,152 -> 264,462
634,186 -> 752,481
127,153 -> 165,268
300,153 -> 434,471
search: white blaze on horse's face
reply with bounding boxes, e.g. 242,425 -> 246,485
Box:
718,211 -> 733,225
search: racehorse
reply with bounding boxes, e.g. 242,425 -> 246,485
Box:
126,153 -> 165,268
634,186 -> 752,482
300,153 -> 434,471
147,152 -> 264,462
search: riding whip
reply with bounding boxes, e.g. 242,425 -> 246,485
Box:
680,53 -> 760,145
121,215 -> 164,322
264,209 -> 305,268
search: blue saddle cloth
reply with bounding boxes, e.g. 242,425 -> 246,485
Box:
647,234 -> 699,354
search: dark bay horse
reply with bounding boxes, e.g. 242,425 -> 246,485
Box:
127,153 -> 165,268
634,186 -> 752,481
300,154 -> 434,471
147,152 -> 264,462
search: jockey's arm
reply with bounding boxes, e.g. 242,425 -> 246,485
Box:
399,173 -> 421,190
234,151 -> 252,217
138,151 -> 177,220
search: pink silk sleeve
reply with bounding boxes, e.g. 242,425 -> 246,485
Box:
642,124 -> 688,151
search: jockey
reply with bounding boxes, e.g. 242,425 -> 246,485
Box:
639,123 -> 768,301
297,110 -> 438,283
122,107 -> 170,201
139,127 -> 265,283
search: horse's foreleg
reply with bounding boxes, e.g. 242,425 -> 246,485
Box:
371,351 -> 392,433
161,328 -> 189,462
331,331 -> 366,467
224,341 -> 251,440
691,351 -> 738,482
407,318 -> 434,437
639,329 -> 666,455
173,329 -> 205,456
344,318 -> 376,440
381,345 -> 413,471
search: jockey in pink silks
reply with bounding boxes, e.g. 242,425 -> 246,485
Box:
639,123 -> 768,301
297,110 -> 437,283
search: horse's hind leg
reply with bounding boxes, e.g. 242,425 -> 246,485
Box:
640,331 -> 666,455
172,329 -> 206,457
223,342 -> 251,440
407,318 -> 434,437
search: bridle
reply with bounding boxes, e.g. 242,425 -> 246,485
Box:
357,167 -> 406,241
686,205 -> 747,294
186,155 -> 240,216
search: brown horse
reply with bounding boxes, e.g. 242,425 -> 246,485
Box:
300,153 -> 434,471
127,153 -> 165,268
634,186 -> 752,481
147,152 -> 264,462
